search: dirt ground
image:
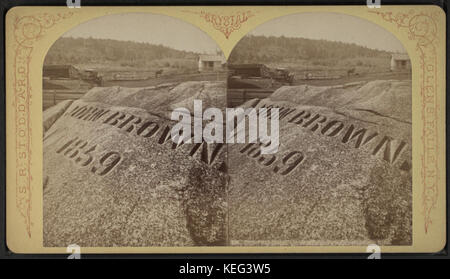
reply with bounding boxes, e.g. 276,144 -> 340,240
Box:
292,71 -> 411,87
102,72 -> 227,88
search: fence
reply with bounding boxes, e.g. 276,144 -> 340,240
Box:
43,89 -> 87,110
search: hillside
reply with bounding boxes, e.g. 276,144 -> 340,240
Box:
44,37 -> 199,71
229,35 -> 391,63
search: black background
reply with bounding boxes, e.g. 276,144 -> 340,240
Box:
0,0 -> 448,263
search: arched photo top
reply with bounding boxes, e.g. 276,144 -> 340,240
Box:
60,13 -> 221,55
42,13 -> 227,110
227,12 -> 411,123
249,12 -> 406,53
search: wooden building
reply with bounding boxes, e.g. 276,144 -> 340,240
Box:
390,53 -> 411,71
198,54 -> 225,72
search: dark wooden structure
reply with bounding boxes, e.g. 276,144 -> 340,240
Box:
228,64 -> 271,78
43,65 -> 79,79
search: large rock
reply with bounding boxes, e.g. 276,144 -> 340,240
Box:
81,81 -> 226,119
269,80 -> 411,123
228,80 -> 412,246
43,79 -> 412,247
43,81 -> 227,247
43,100 -> 73,132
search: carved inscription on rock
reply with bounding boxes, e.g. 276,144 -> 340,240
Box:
55,136 -> 122,176
259,102 -> 411,172
61,103 -> 227,172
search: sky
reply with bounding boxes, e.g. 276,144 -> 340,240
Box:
63,13 -> 220,54
63,12 -> 406,54
249,13 -> 406,53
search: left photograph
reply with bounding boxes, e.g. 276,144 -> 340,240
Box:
42,13 -> 228,247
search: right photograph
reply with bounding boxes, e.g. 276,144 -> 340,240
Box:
227,12 -> 412,246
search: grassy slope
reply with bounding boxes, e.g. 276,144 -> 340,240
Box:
44,37 -> 199,74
